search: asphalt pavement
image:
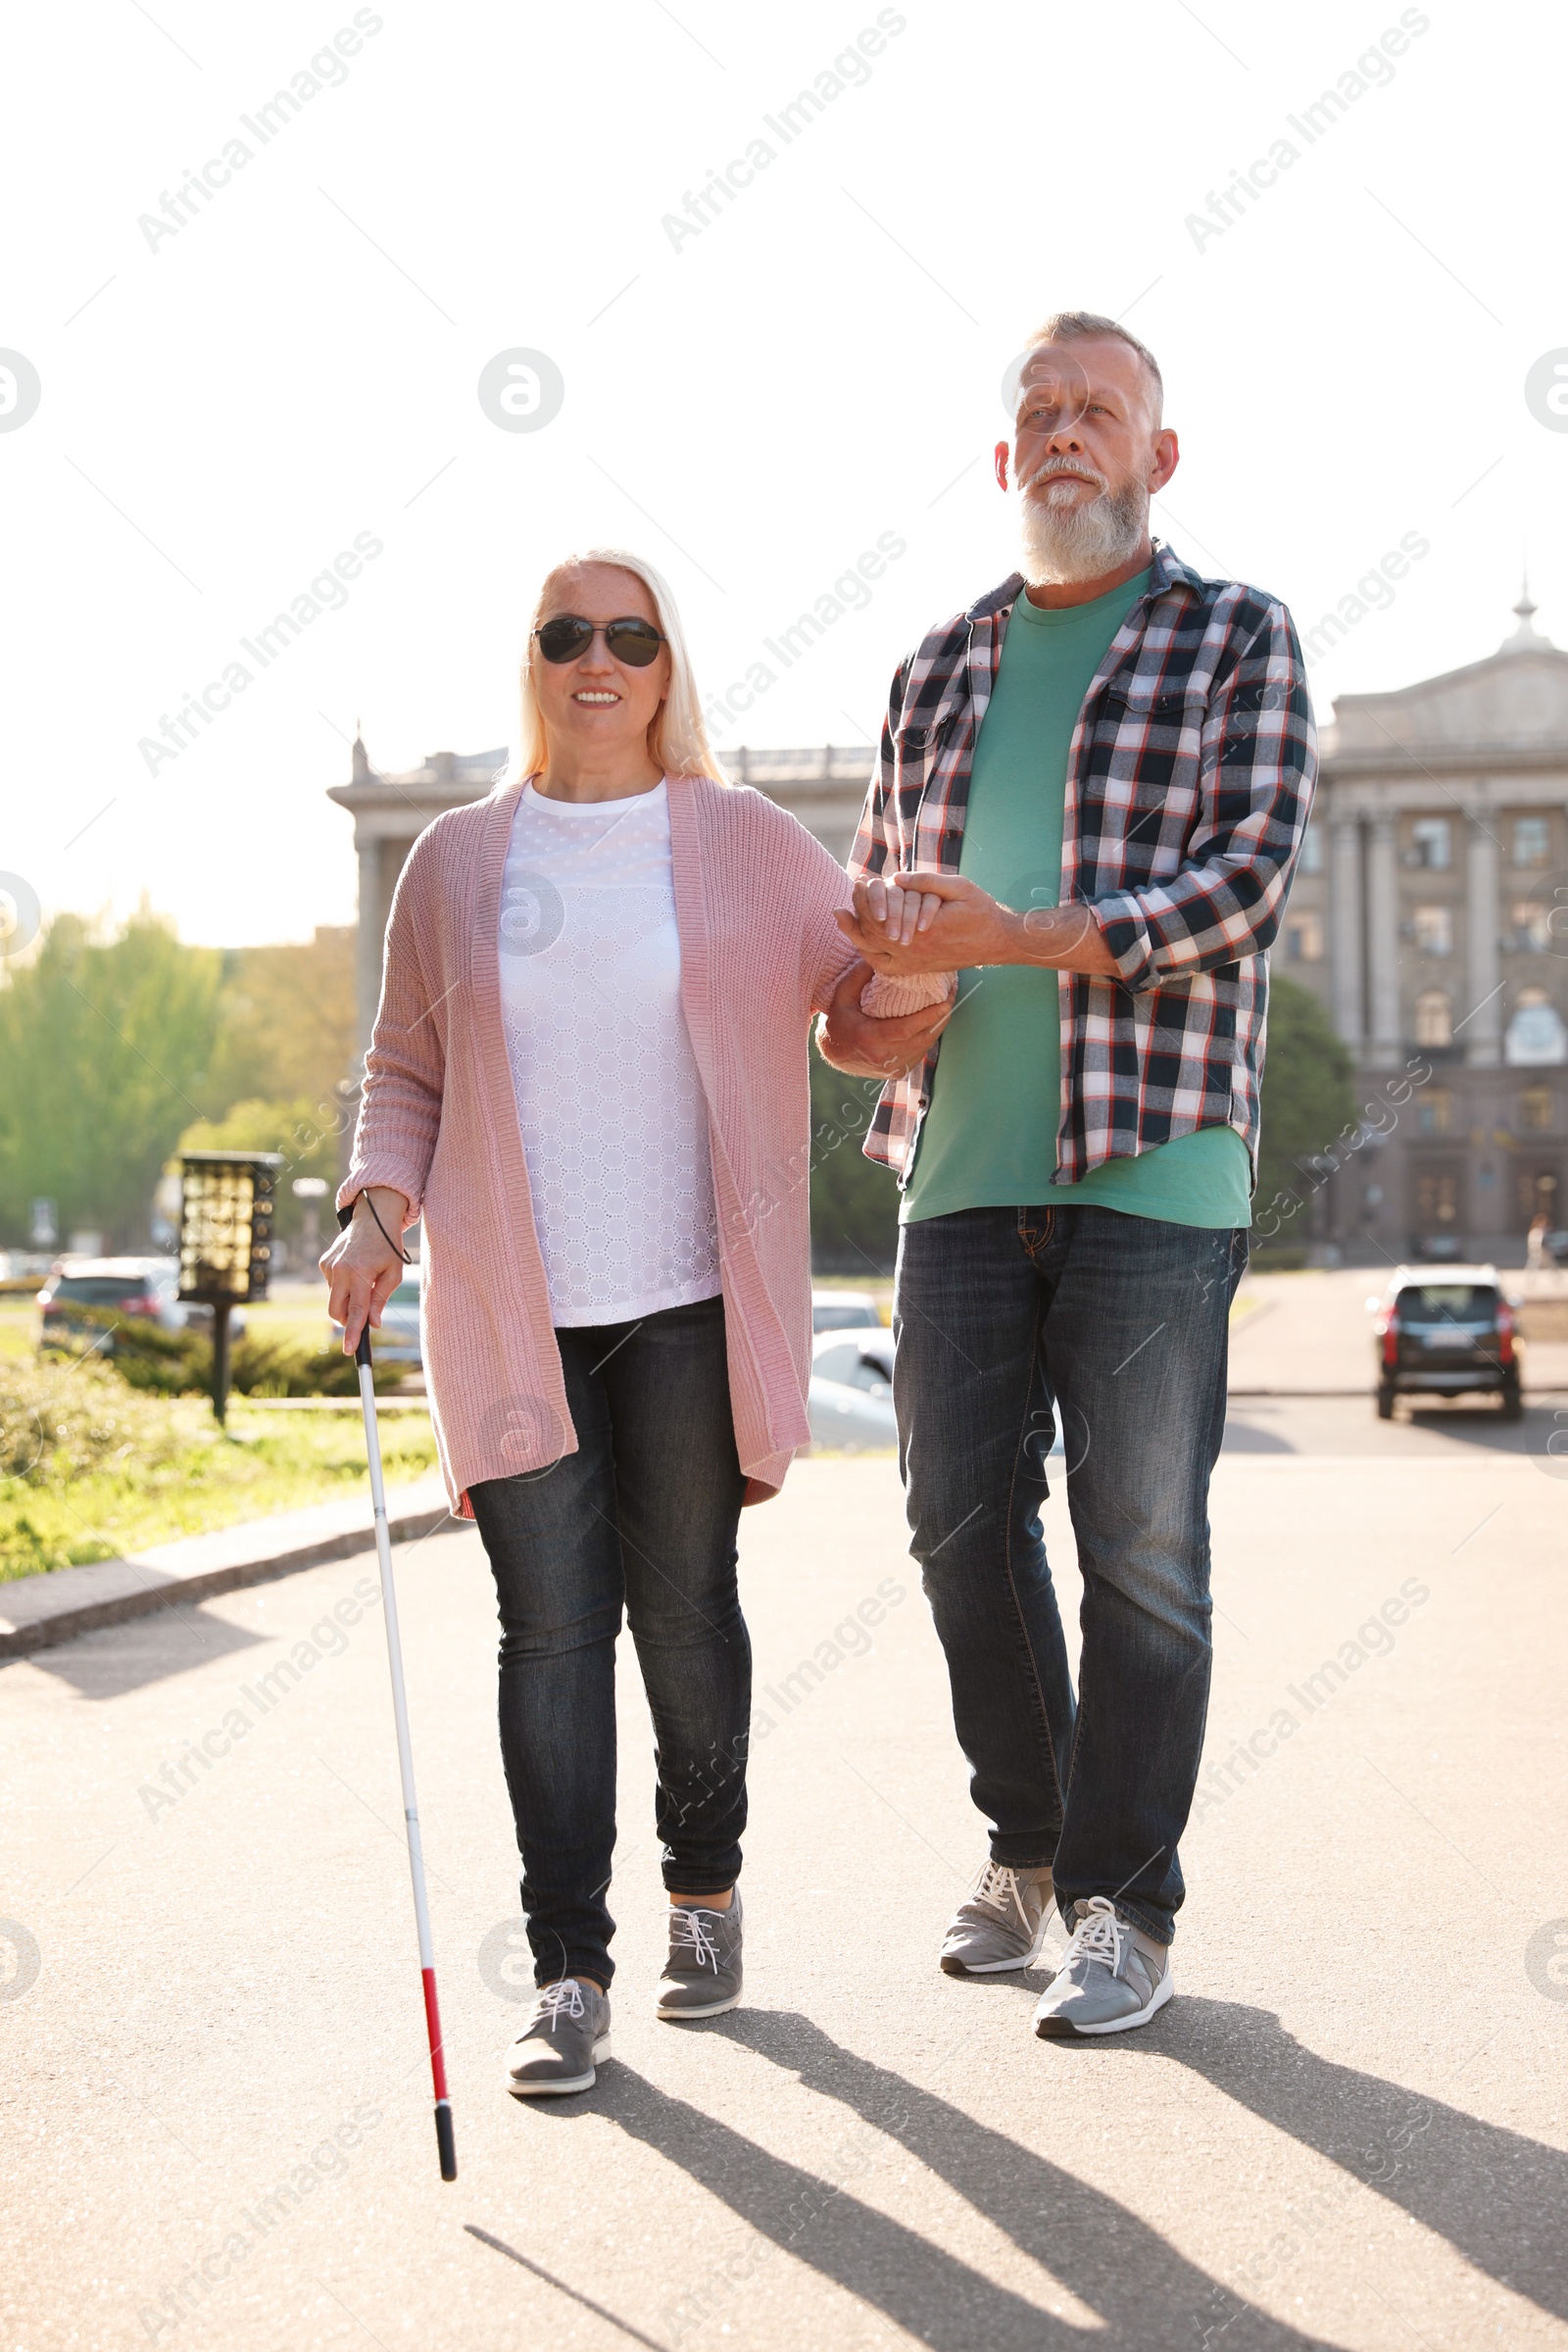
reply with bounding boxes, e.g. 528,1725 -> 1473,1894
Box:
4,1318 -> 1566,2350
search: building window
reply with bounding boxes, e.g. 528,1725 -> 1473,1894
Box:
1416,1090 -> 1453,1135
1519,1086 -> 1555,1132
1284,910 -> 1324,961
1415,991 -> 1453,1047
1513,815 -> 1550,868
1506,986 -> 1568,1066
1299,823 -> 1324,875
1412,905 -> 1453,956
1509,901 -> 1550,952
1410,817 -> 1451,869
1414,1169 -> 1461,1229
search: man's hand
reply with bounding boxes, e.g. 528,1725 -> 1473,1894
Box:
836,871 -> 1008,974
836,870 -> 1121,977
816,957 -> 951,1081
320,1186 -> 411,1355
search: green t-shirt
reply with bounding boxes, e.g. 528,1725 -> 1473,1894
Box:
902,569 -> 1252,1229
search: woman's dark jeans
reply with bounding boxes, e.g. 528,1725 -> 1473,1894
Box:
467,1295 -> 749,1989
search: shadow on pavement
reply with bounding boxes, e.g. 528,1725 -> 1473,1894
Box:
1164,1997 -> 1567,2328
1403,1402 -> 1555,1456
1219,1415 -> 1298,1453
557,2014 -> 1344,2350
6,1601 -> 267,1698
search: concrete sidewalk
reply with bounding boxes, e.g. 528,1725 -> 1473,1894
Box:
2,1408 -> 1564,2351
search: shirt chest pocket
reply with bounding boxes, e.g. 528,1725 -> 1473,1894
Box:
1089,685 -> 1207,836
894,709 -> 959,809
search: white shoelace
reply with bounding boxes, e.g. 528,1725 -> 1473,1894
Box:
669,1908 -> 723,1971
1058,1895 -> 1124,1977
527,1979 -> 587,2032
969,1861 -> 1027,1927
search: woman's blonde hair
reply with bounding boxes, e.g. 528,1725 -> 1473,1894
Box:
505,547 -> 726,788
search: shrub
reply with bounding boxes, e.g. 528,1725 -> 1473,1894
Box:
0,1353 -> 194,1484
1,1351 -> 437,1578
46,1310 -> 403,1396
226,1329 -> 403,1396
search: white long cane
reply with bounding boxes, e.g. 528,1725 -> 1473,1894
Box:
342,1210 -> 456,2181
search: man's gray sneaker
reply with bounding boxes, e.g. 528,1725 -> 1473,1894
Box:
506,1978 -> 611,2095
940,1861 -> 1055,1976
1032,1896 -> 1172,2037
658,1890 -> 743,2019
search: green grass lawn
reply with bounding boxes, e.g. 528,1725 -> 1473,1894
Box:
0,1358 -> 439,1582
0,1306 -> 35,1363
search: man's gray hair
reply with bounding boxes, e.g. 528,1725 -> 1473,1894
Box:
1023,310 -> 1163,418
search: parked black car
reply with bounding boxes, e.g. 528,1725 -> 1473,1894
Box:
37,1257 -> 243,1354
1370,1266 -> 1522,1420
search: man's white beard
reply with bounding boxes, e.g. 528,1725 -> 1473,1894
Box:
1017,466 -> 1149,586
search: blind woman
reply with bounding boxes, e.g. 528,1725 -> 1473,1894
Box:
321,550 -> 943,2097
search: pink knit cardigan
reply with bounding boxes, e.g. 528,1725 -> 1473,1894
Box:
339,773 -> 863,1513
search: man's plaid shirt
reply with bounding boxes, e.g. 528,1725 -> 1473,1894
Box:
849,540 -> 1317,1187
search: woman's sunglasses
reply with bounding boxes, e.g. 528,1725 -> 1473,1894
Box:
532,614 -> 666,668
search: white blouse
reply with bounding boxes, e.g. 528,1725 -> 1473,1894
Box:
497,779 -> 721,1328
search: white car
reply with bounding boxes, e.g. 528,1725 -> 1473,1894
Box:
807,1323 -> 1067,1458
808,1326 -> 898,1448
331,1266 -> 422,1365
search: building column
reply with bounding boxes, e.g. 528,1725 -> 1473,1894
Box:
1329,817 -> 1364,1053
355,835 -> 386,1067
1366,815 -> 1401,1070
1464,812 -> 1502,1066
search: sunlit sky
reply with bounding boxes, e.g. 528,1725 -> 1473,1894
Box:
6,0 -> 1564,947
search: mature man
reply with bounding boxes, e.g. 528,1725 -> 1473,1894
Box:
819,311 -> 1315,2038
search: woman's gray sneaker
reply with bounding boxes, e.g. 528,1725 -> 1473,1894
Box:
940,1861 -> 1055,1976
506,1978 -> 612,2095
1031,1896 -> 1172,2037
658,1889 -> 743,2019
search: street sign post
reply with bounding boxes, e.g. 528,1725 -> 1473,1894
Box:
177,1152 -> 282,1423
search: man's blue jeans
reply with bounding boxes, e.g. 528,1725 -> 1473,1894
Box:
894,1205 -> 1248,1945
468,1296 -> 749,1989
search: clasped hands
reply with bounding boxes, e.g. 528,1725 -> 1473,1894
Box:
833,870 -> 1118,978
816,872 -> 1120,1084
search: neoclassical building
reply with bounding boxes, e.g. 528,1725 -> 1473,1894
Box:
332,605 -> 1567,1264
1284,596 -> 1567,1263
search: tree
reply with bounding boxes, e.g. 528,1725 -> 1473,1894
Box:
0,913 -> 222,1250
1252,973 -> 1359,1247
808,1045 -> 902,1273
207,927 -> 356,1113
